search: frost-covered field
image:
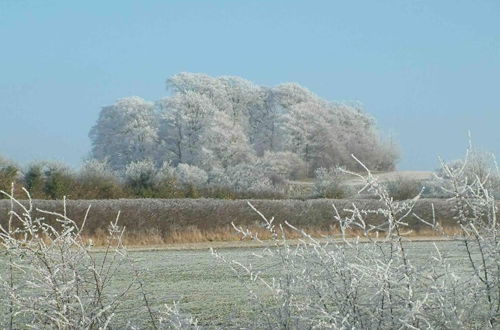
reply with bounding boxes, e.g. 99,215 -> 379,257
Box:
142,241 -> 471,327
1,144 -> 498,329
21,240 -> 468,328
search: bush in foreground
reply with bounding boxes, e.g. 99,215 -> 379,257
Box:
0,187 -> 198,329
213,150 -> 500,328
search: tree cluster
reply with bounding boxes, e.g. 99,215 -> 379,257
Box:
89,73 -> 398,188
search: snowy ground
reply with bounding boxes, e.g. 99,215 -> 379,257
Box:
344,170 -> 434,186
92,240 -> 467,328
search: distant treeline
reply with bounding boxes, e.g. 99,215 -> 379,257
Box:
0,157 -> 288,200
88,73 -> 399,186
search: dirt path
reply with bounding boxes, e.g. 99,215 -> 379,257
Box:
290,170 -> 434,187
344,170 -> 434,186
115,235 -> 452,252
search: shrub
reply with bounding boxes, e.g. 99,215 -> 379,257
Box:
436,147 -> 500,199
23,162 -> 46,198
174,164 -> 208,198
313,166 -> 351,198
77,159 -> 124,199
174,163 -> 208,187
214,150 -> 500,329
384,176 -> 425,200
256,151 -> 307,181
153,161 -> 182,198
43,162 -> 78,199
0,189 -> 142,328
0,157 -> 20,199
0,188 -> 199,329
124,159 -> 158,197
224,163 -> 279,196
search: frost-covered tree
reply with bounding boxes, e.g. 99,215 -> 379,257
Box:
89,73 -> 399,182
200,111 -> 253,170
284,101 -> 329,173
167,72 -> 231,114
272,82 -> 318,108
256,151 -> 306,181
174,163 -> 208,187
89,97 -> 159,172
246,87 -> 286,154
158,91 -> 217,166
284,100 -> 398,172
219,76 -> 262,126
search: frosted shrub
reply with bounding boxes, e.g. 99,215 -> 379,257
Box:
433,147 -> 500,327
225,163 -> 276,195
125,159 -> 157,183
174,163 -> 208,187
0,188 -> 138,329
80,158 -> 116,180
43,162 -> 77,199
0,157 -> 20,198
384,176 -> 425,200
78,159 -> 123,199
313,166 -> 351,198
0,187 -> 198,329
156,303 -> 200,330
256,151 -> 307,181
214,150 -> 500,329
214,160 -> 433,328
437,147 -> 500,198
124,159 -> 158,196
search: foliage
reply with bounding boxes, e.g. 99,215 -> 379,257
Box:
1,143 -> 499,328
0,157 -> 20,199
90,73 -> 399,179
77,159 -> 125,199
384,176 -> 425,200
313,166 -> 352,198
24,162 -> 46,198
213,149 -> 500,329
436,145 -> 500,198
124,160 -> 159,197
89,97 -> 159,172
0,188 -> 199,329
0,188 -> 134,328
43,162 -> 77,199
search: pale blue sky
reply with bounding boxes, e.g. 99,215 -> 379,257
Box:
0,0 -> 499,170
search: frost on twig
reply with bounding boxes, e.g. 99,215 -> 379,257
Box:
0,188 -> 165,329
214,150 -> 500,329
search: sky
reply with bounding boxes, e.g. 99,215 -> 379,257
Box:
0,0 -> 499,170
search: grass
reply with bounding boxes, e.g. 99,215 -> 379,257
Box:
0,240 -> 466,328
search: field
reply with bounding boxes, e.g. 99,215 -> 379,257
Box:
1,163 -> 498,328
48,240 -> 472,328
